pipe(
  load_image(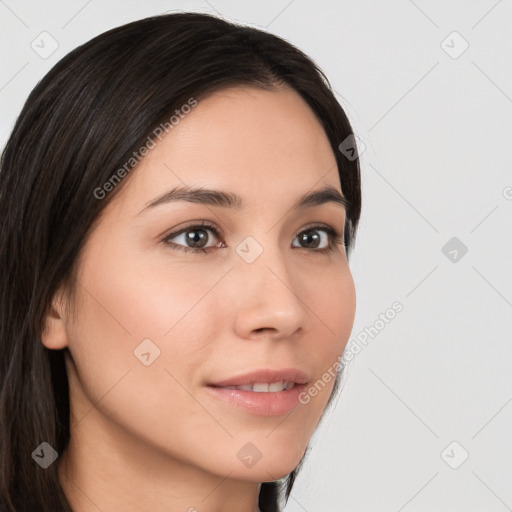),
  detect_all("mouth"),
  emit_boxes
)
[206,368,310,416]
